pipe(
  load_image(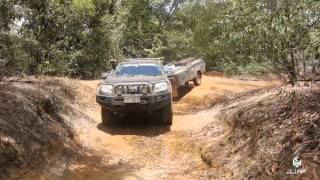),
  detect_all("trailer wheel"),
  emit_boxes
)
[101,108,115,126]
[193,71,202,86]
